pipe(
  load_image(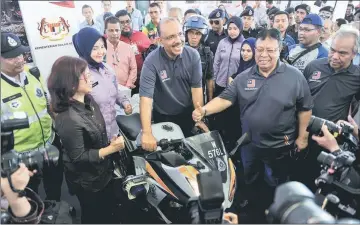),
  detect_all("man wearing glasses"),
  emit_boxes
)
[105,16,137,91]
[139,17,203,151]
[192,29,312,214]
[287,14,328,73]
[205,9,227,55]
[319,6,334,21]
[116,10,151,94]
